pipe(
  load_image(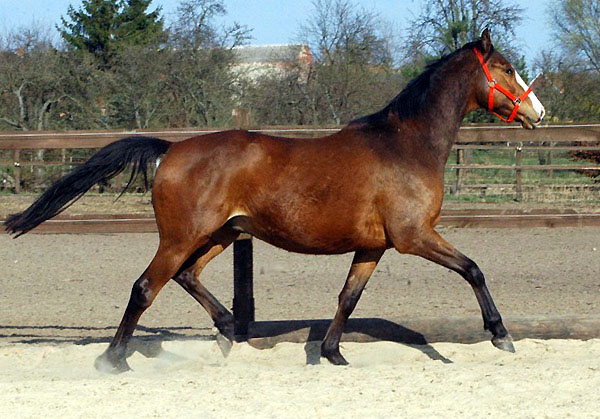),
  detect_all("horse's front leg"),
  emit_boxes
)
[398,227,514,352]
[321,249,385,365]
